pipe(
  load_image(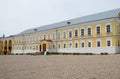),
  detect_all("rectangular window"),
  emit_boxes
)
[58,44,60,48]
[81,29,84,36]
[30,37,32,42]
[75,43,78,48]
[36,46,38,50]
[81,42,84,48]
[44,35,46,40]
[35,36,38,41]
[107,40,111,46]
[69,43,72,48]
[118,40,120,46]
[106,25,111,33]
[97,41,100,47]
[96,26,100,34]
[57,32,60,39]
[53,45,55,48]
[88,28,91,35]
[88,42,91,47]
[48,34,50,39]
[64,44,66,48]
[29,46,31,50]
[69,31,72,37]
[40,35,42,40]
[63,31,66,38]
[75,30,78,36]
[52,33,55,39]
